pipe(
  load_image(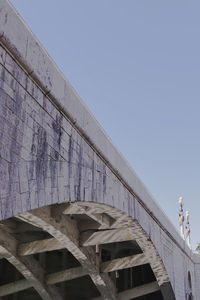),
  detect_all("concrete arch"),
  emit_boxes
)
[70,200,176,300]
[0,200,176,300]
